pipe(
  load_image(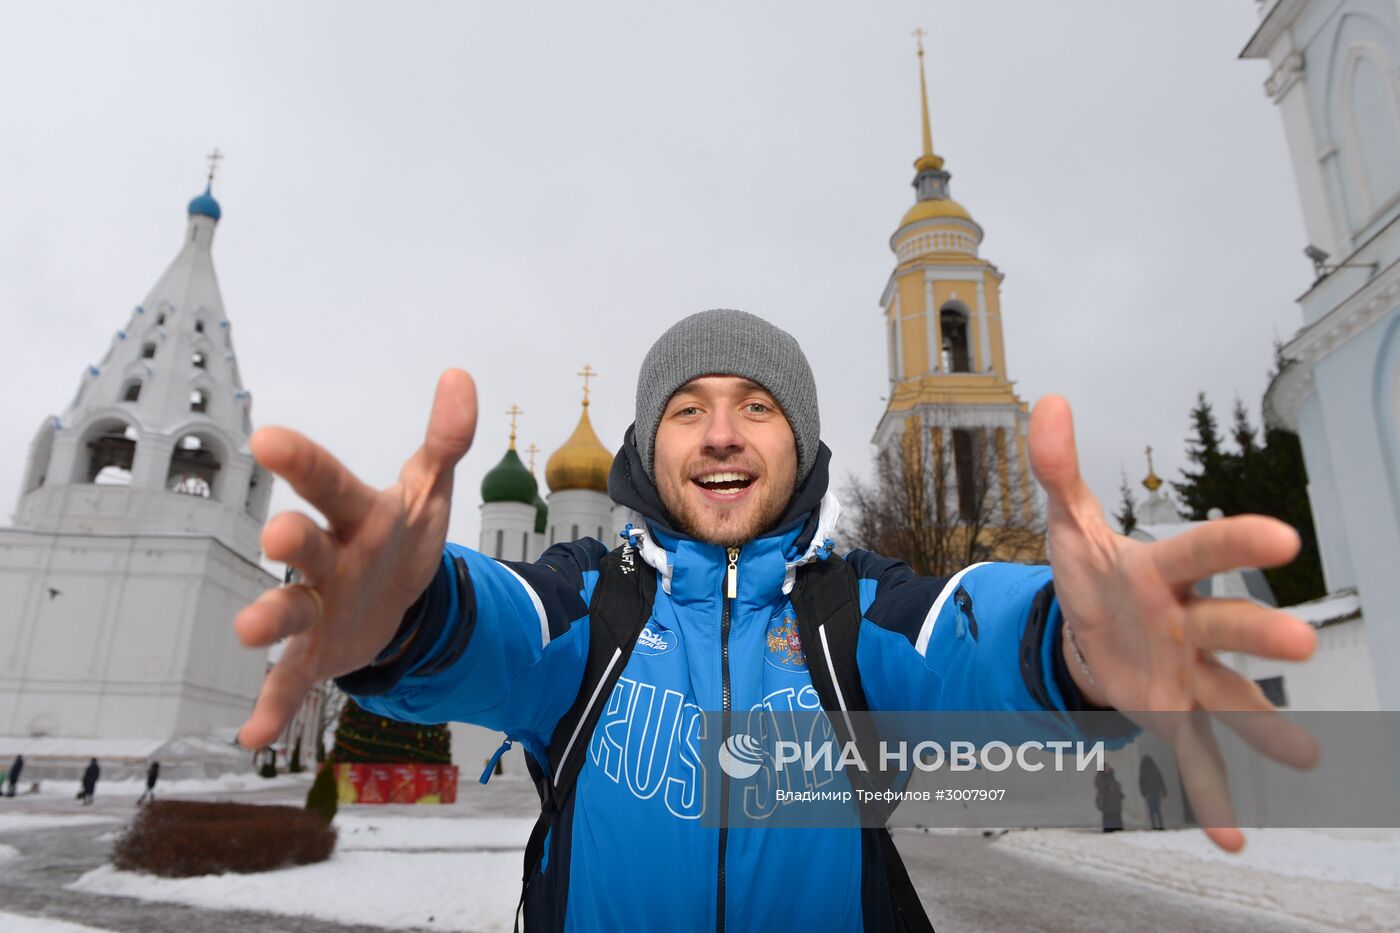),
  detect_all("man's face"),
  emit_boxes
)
[653,375,798,548]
